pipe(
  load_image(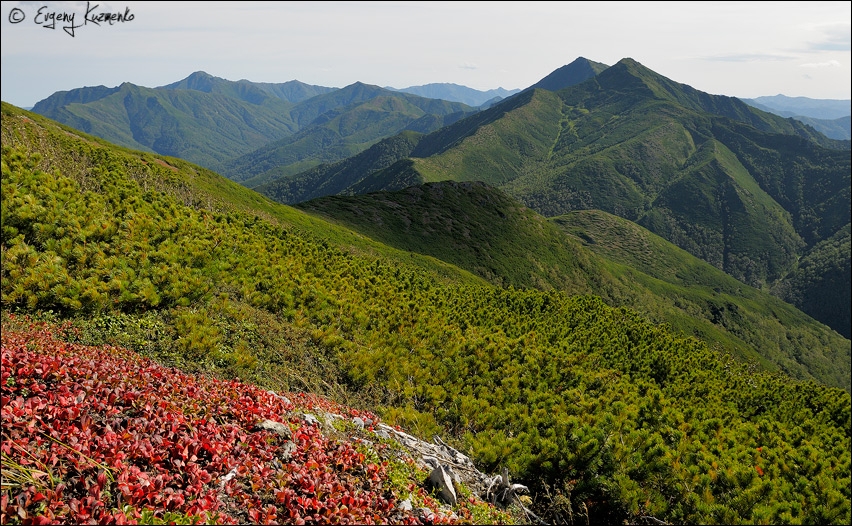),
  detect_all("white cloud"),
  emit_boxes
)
[701,54,796,63]
[799,60,842,68]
